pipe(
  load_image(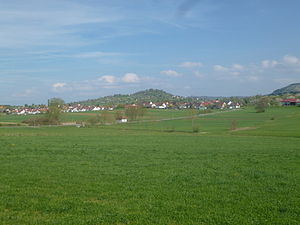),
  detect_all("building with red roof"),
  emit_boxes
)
[280,98,300,106]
